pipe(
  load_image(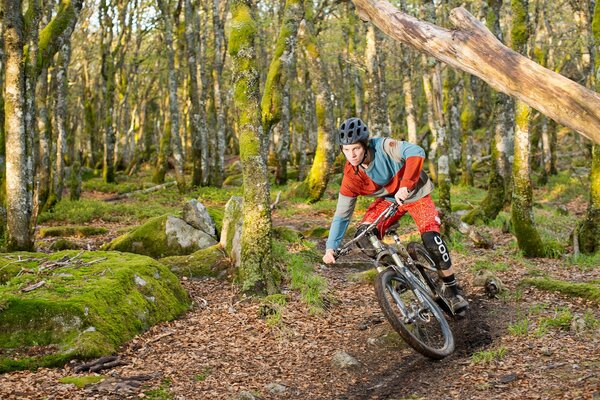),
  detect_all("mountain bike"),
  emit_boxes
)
[333,202,456,359]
